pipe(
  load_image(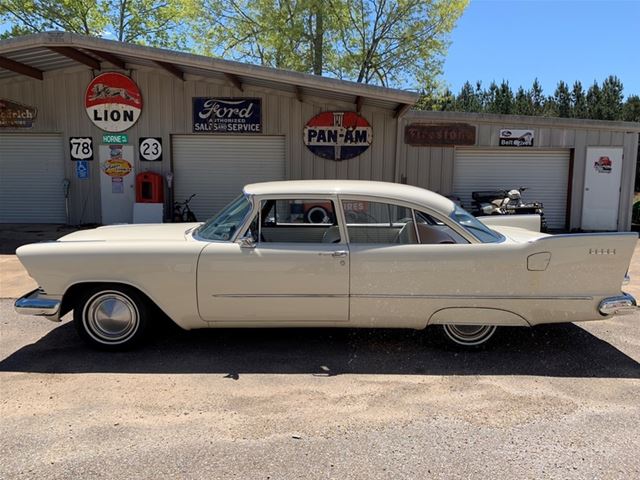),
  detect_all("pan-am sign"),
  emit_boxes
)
[85,72,143,132]
[304,111,372,161]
